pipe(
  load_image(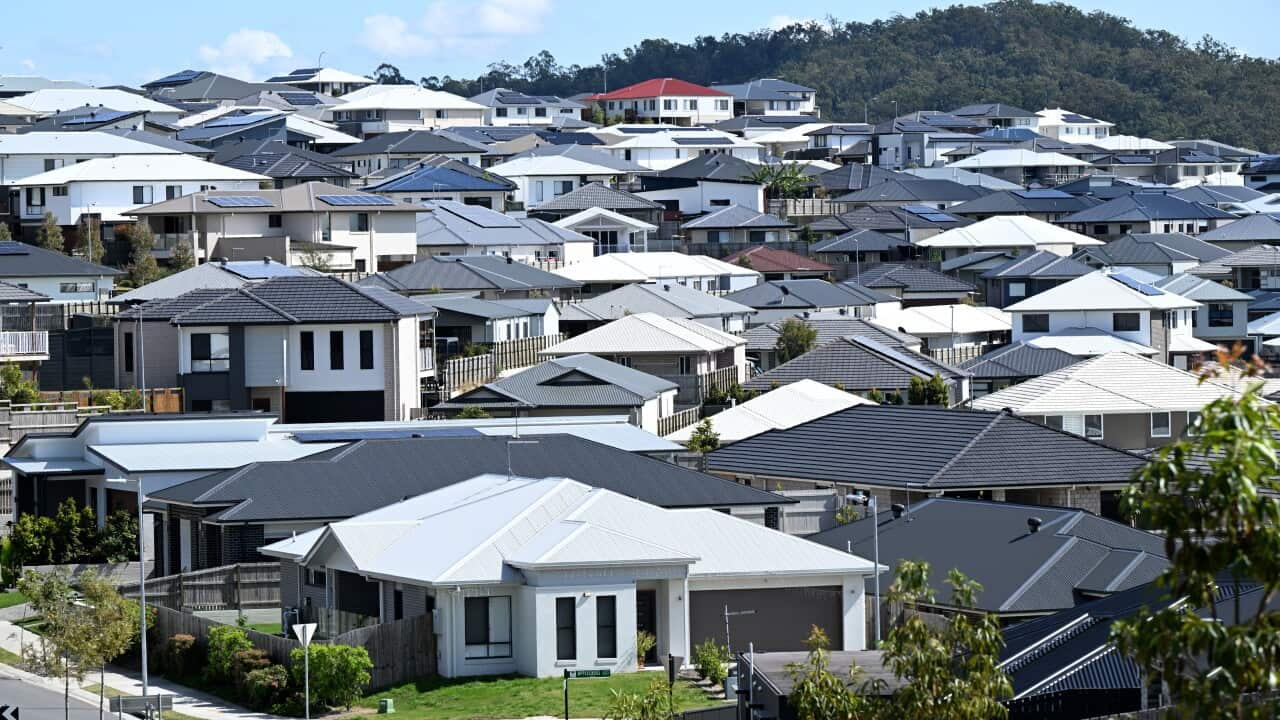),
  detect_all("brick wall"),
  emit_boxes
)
[220,524,266,565]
